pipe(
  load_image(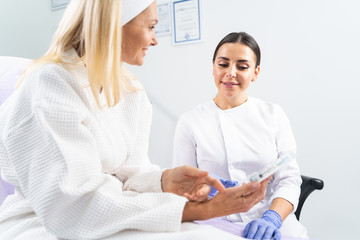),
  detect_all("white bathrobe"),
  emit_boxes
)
[173,98,308,238]
[0,49,245,240]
